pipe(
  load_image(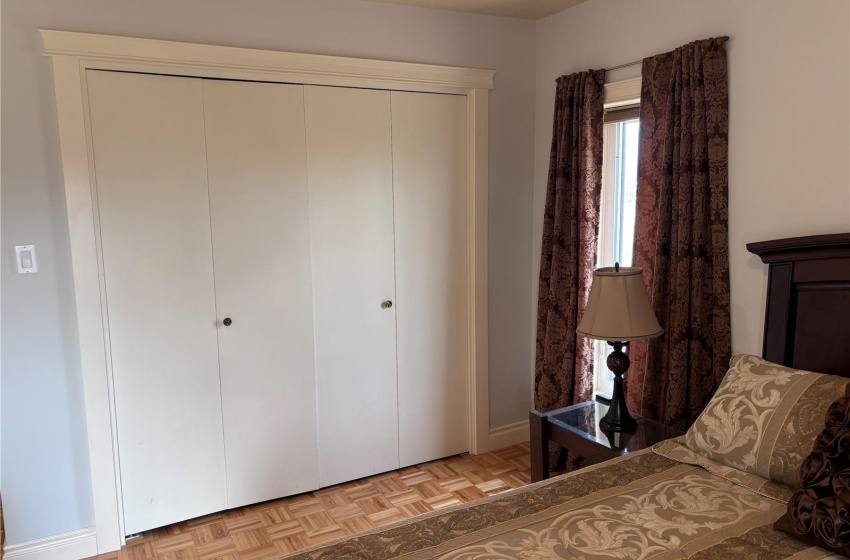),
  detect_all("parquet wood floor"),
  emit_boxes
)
[87,442,531,560]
